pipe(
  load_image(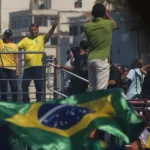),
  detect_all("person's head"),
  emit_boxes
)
[131,58,143,69]
[3,29,13,43]
[122,65,129,77]
[124,66,129,73]
[29,24,39,38]
[79,40,89,55]
[66,49,73,60]
[92,3,106,18]
[70,47,79,58]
